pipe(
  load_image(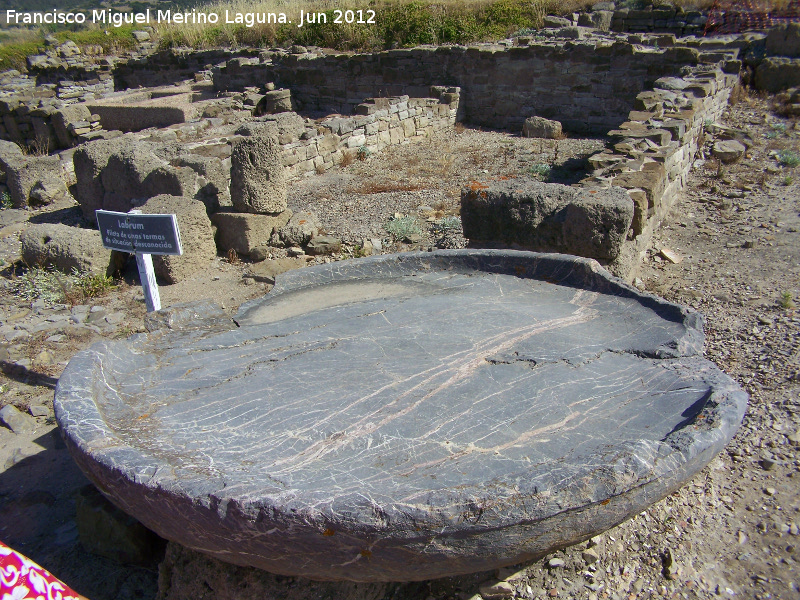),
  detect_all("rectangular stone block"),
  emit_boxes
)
[460,179,633,261]
[211,210,292,255]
